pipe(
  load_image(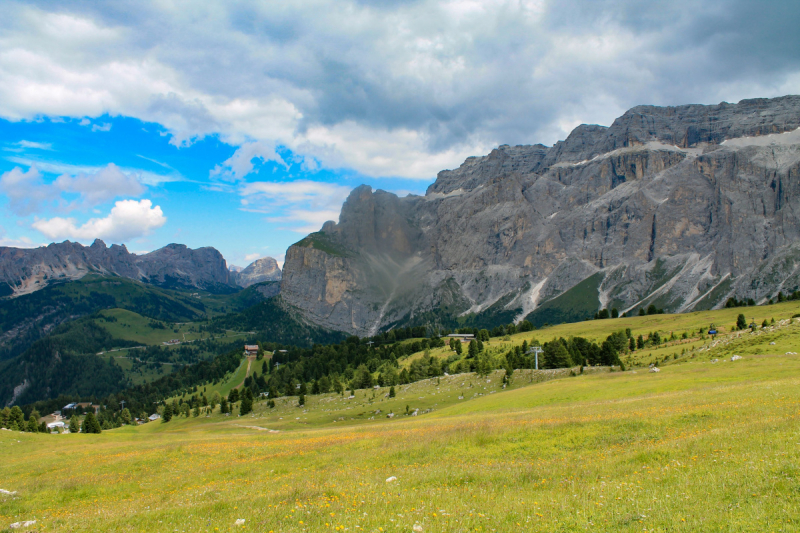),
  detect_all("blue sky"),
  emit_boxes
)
[0,0,798,268]
[0,114,428,266]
